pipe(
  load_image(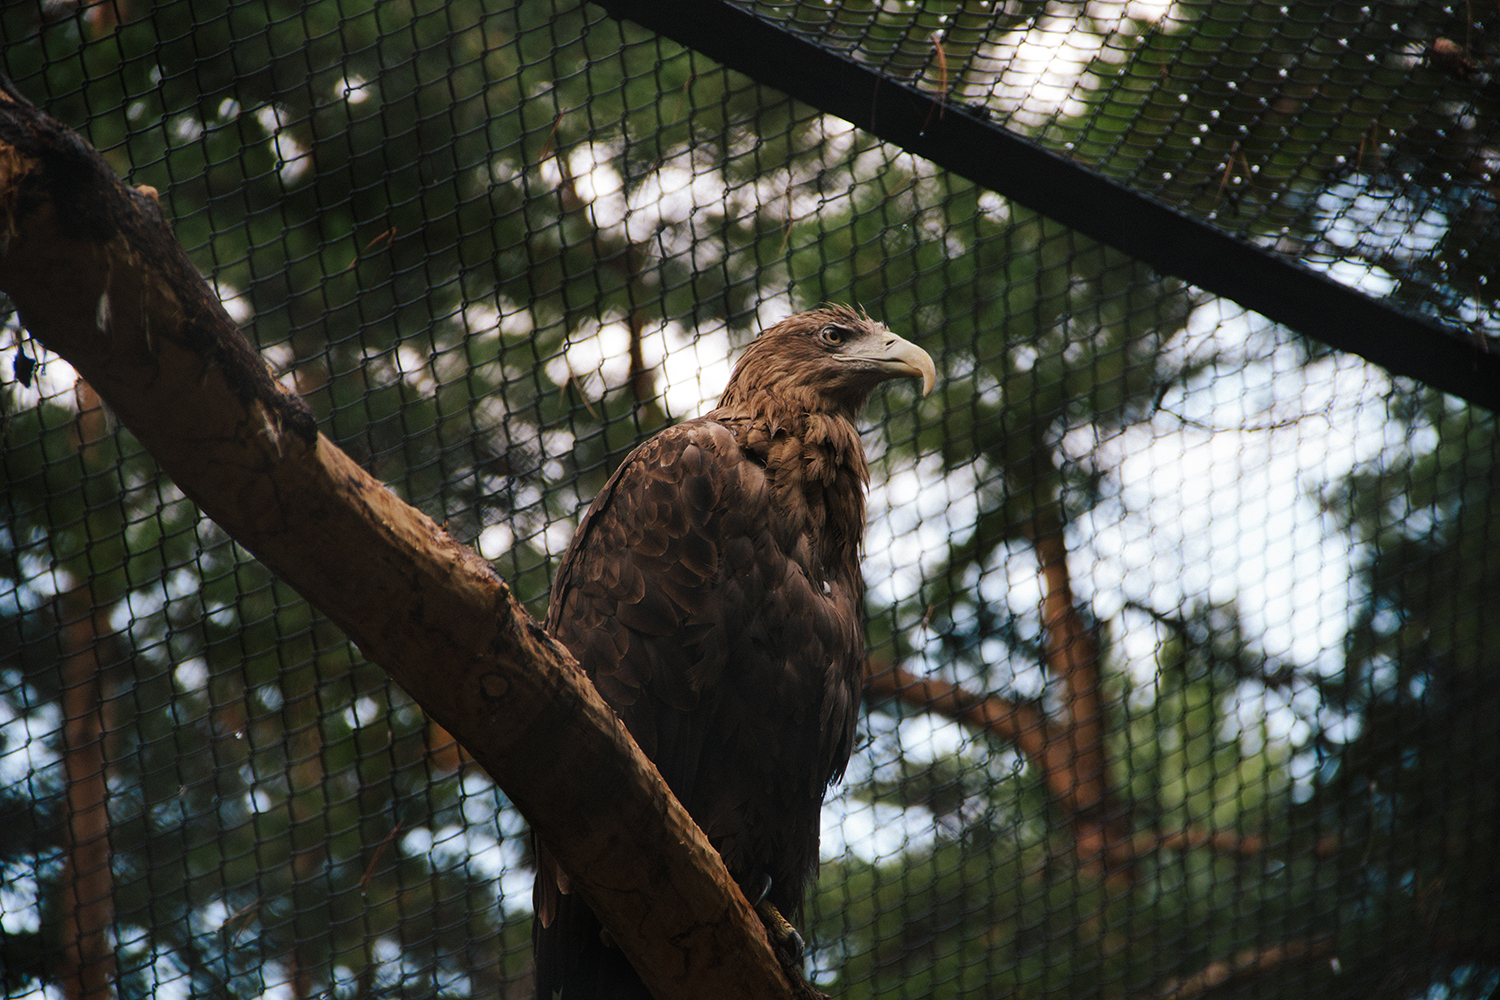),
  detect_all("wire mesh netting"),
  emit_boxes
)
[735,0,1500,341]
[1,2,1498,999]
